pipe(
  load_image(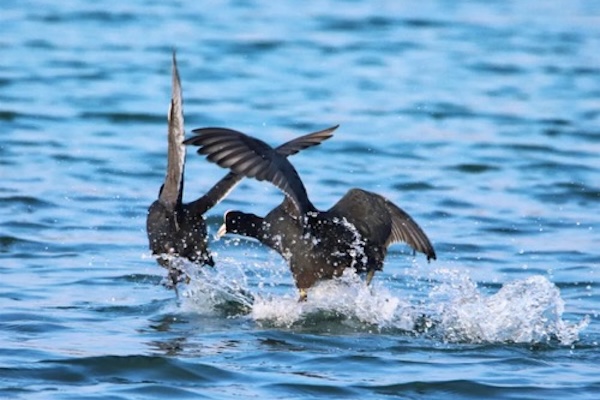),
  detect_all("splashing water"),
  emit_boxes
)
[429,270,589,345]
[251,270,420,331]
[168,256,588,345]
[175,257,255,316]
